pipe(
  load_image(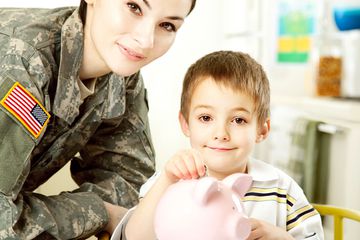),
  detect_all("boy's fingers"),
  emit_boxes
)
[174,154,192,179]
[191,149,206,177]
[182,151,199,179]
[167,153,189,179]
[171,163,185,179]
